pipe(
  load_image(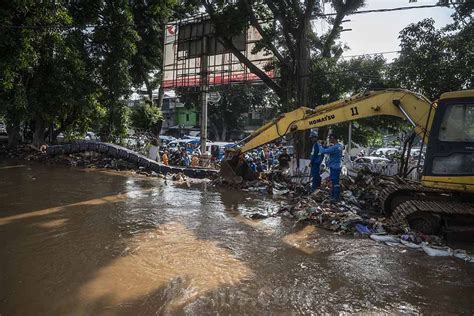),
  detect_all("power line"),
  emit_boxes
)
[341,51,401,58]
[312,1,469,18]
[1,1,470,29]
